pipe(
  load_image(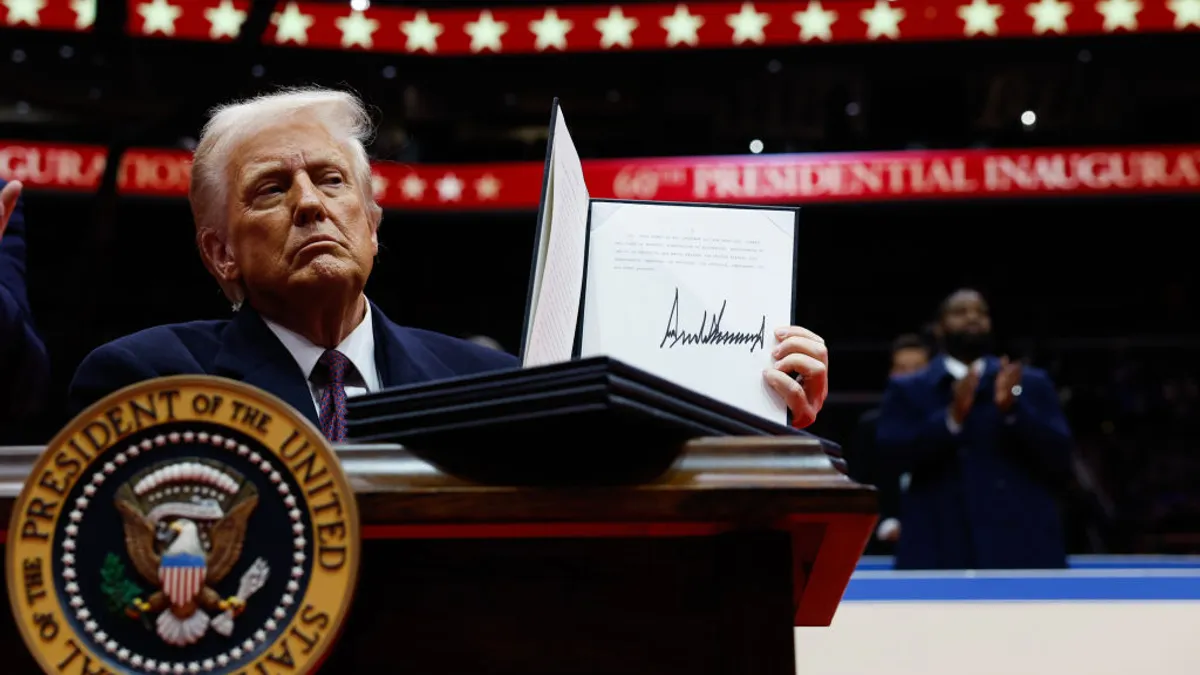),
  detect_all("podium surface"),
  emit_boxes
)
[1,437,875,674]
